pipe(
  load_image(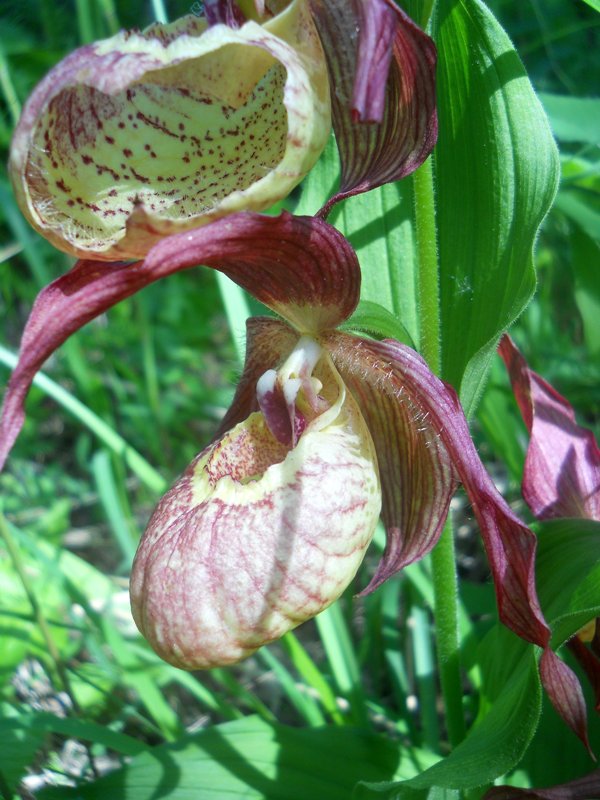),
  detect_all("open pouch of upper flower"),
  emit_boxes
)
[8,0,437,259]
